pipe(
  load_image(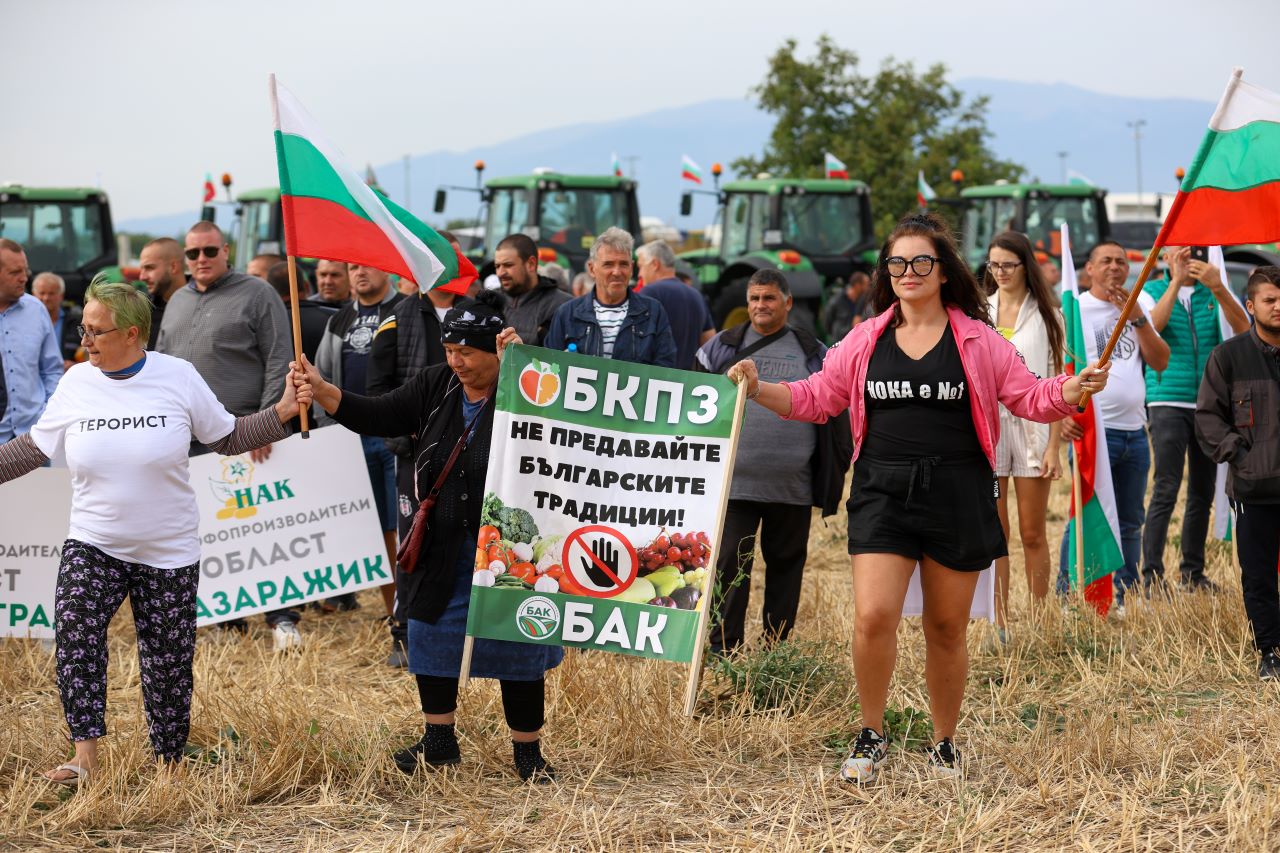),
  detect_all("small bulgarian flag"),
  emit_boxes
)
[917,170,937,208]
[269,75,474,295]
[681,155,702,184]
[824,152,848,179]
[202,173,216,203]
[1157,67,1280,246]
[1060,222,1123,615]
[611,152,622,177]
